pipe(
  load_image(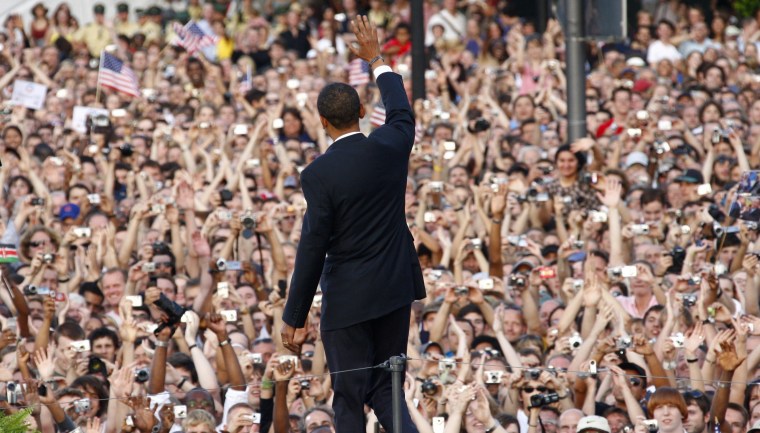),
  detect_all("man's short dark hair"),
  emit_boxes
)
[54,322,86,345]
[88,327,120,349]
[317,83,361,129]
[683,390,710,416]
